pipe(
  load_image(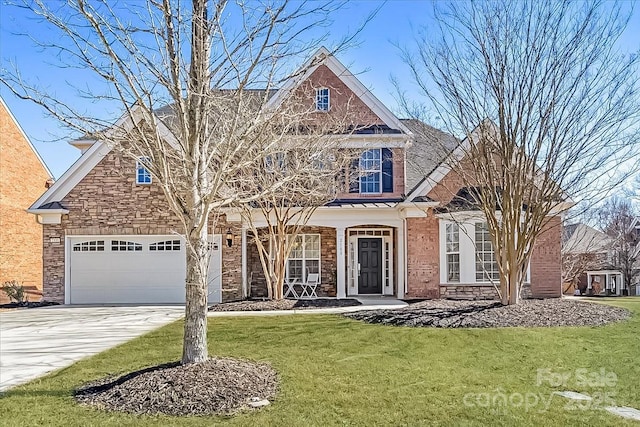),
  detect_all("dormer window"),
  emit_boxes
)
[316,88,330,112]
[136,157,152,184]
